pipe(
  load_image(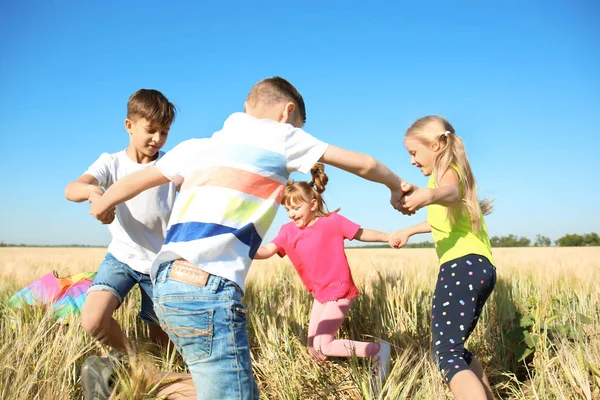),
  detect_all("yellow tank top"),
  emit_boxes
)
[426,166,494,266]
